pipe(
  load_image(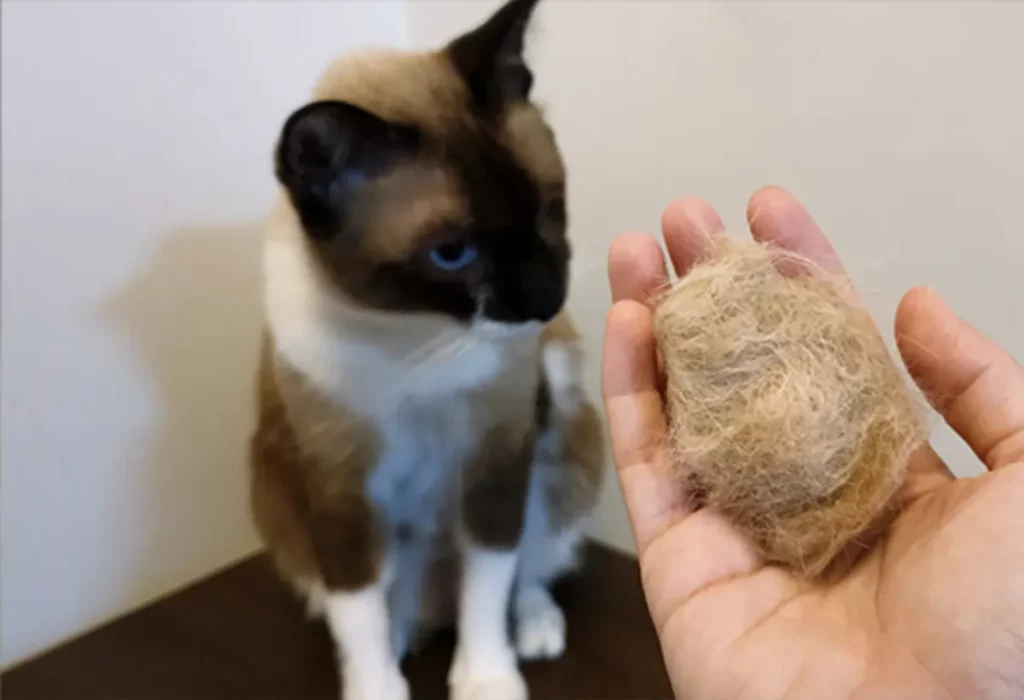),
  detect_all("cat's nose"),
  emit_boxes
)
[483,261,565,324]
